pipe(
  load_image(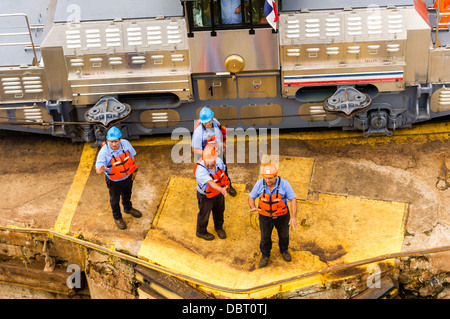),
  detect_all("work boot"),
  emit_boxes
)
[215,228,227,239]
[282,251,292,262]
[125,207,142,218]
[114,218,126,230]
[196,232,215,241]
[228,185,237,197]
[259,256,269,268]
